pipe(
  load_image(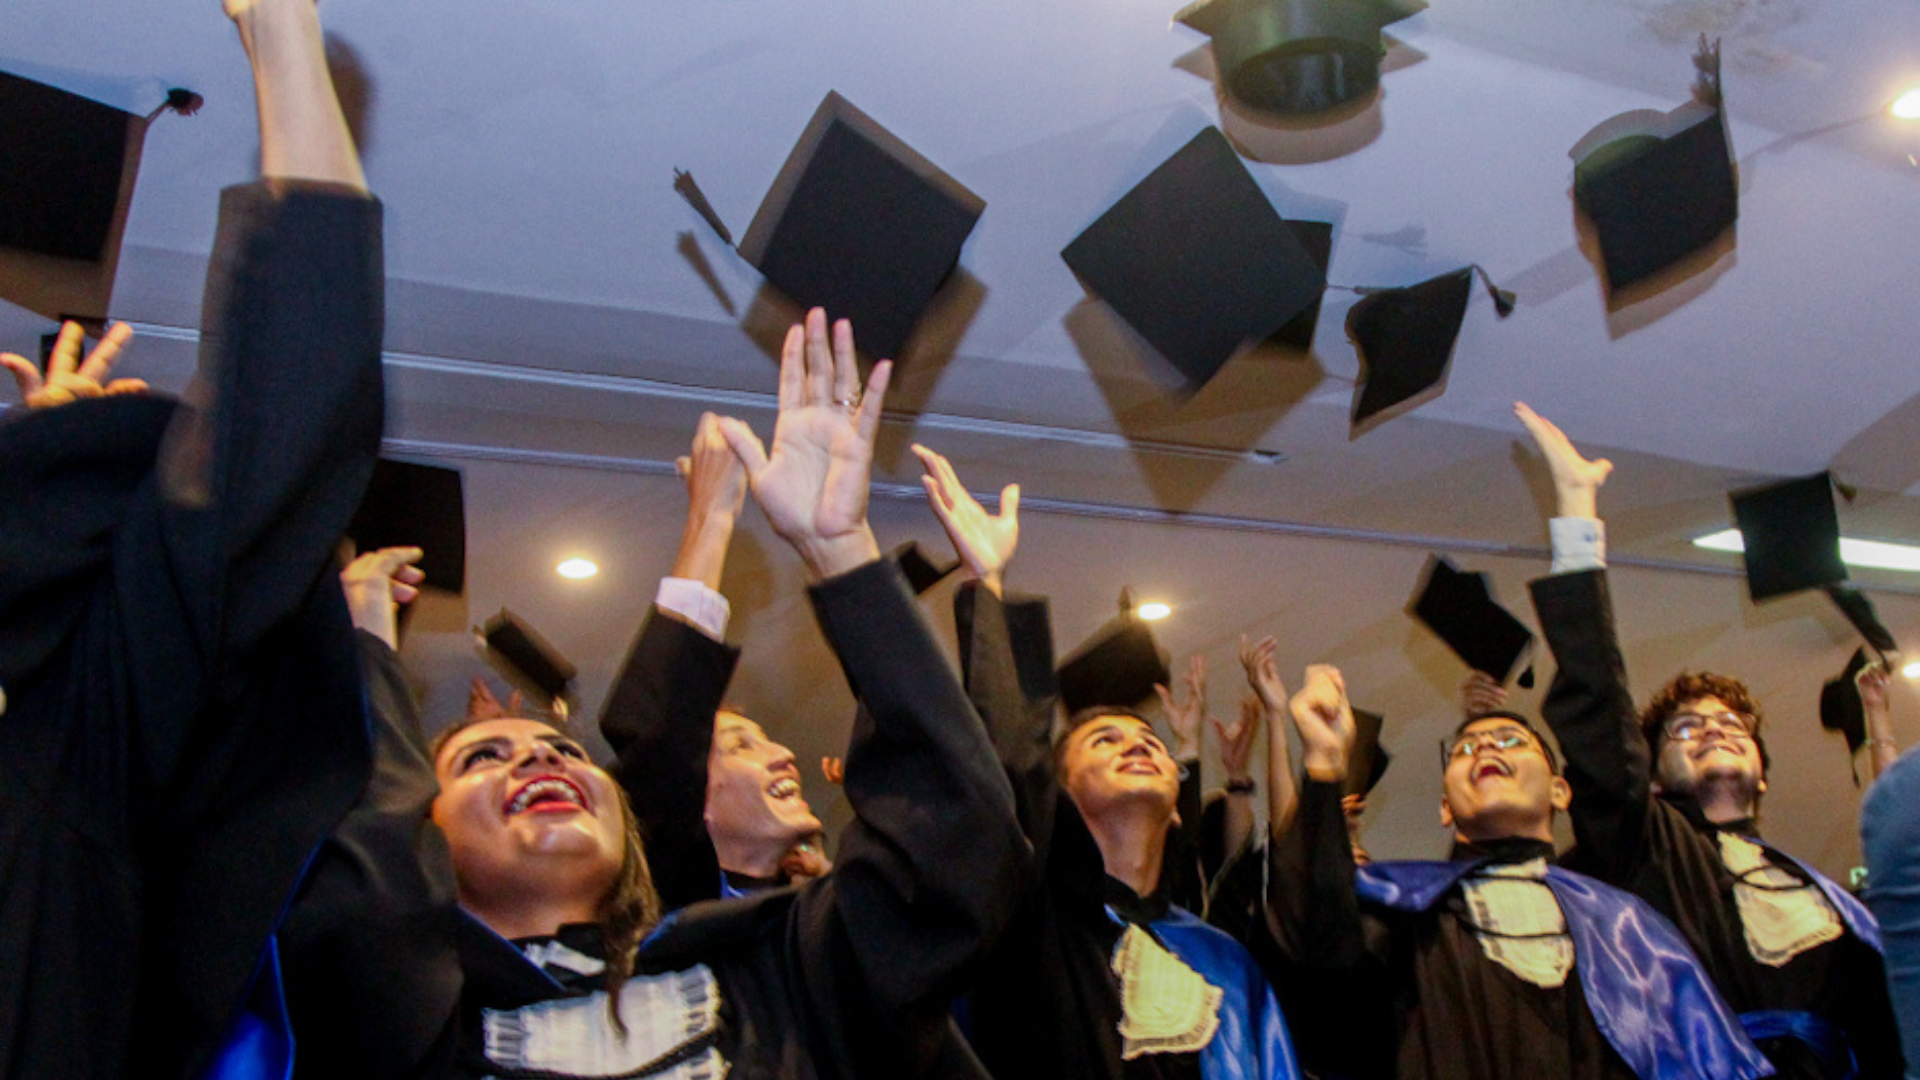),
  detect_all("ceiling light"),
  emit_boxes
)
[1892,89,1920,119]
[1903,661,1920,680]
[1136,601,1172,621]
[556,557,599,580]
[1692,529,1920,573]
